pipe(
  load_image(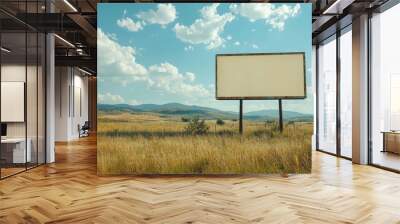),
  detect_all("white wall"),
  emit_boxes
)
[72,73,89,138]
[55,67,89,141]
[55,66,70,141]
